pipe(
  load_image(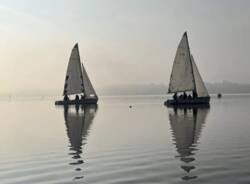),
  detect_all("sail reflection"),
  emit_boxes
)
[168,106,209,181]
[63,104,98,180]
